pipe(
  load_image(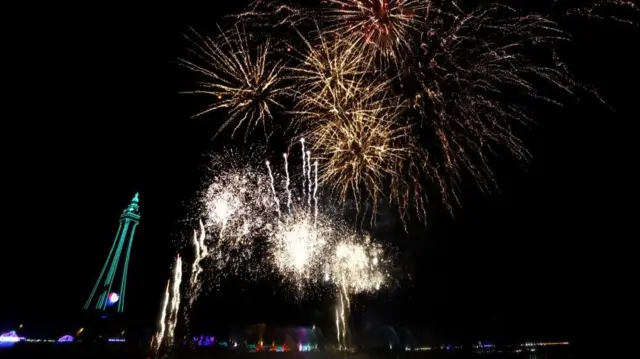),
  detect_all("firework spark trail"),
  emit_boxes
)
[337,291,347,350]
[151,280,170,355]
[183,221,208,334]
[151,256,183,355]
[268,141,331,286]
[340,287,349,350]
[300,138,307,200]
[326,232,389,349]
[283,153,292,214]
[333,284,350,350]
[265,160,282,218]
[179,26,291,140]
[334,281,352,350]
[566,0,639,26]
[166,256,183,347]
[234,0,308,28]
[188,220,208,308]
[313,160,318,224]
[335,307,340,350]
[307,150,312,207]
